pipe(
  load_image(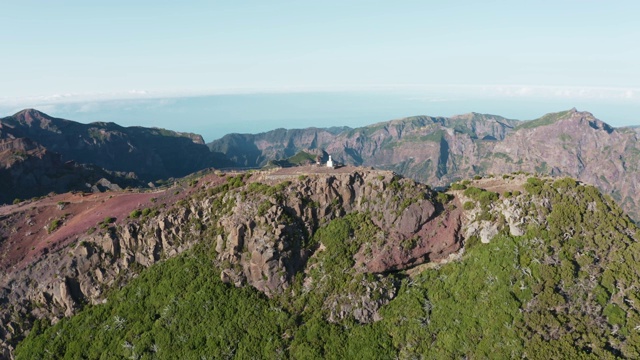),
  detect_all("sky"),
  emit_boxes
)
[1,1,640,140]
